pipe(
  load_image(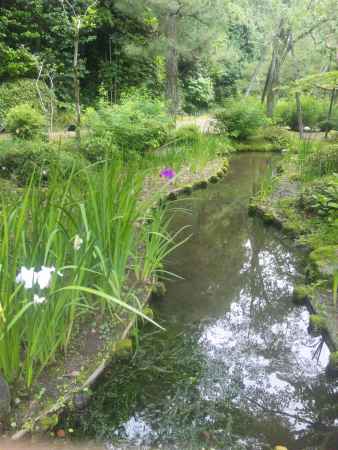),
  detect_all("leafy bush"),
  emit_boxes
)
[215,97,269,140]
[257,126,291,149]
[300,177,338,217]
[5,104,46,139]
[183,74,215,113]
[84,91,174,155]
[0,78,54,130]
[0,140,85,184]
[318,119,338,133]
[81,135,119,163]
[172,125,202,145]
[55,106,76,130]
[305,144,338,178]
[275,96,337,130]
